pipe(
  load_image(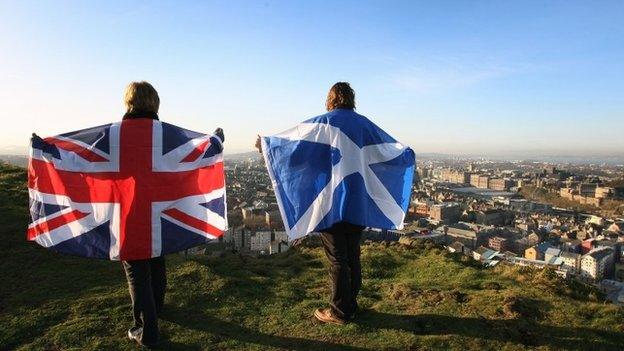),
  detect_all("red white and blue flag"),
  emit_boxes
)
[27,119,226,260]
